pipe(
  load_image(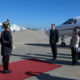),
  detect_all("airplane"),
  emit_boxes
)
[45,16,80,46]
